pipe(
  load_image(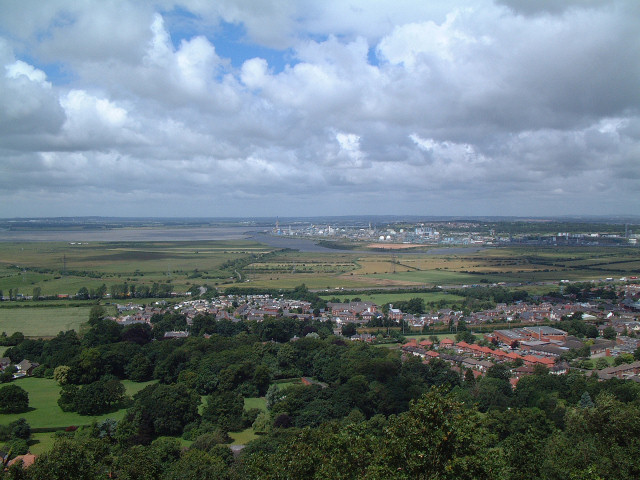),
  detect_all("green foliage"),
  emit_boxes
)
[602,326,617,340]
[162,449,229,480]
[112,444,162,480]
[190,430,230,452]
[2,437,29,456]
[390,297,426,315]
[614,353,634,366]
[53,365,71,385]
[57,377,127,415]
[118,383,200,444]
[237,388,502,479]
[0,384,29,413]
[202,391,245,432]
[455,330,475,343]
[579,391,595,408]
[26,437,110,480]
